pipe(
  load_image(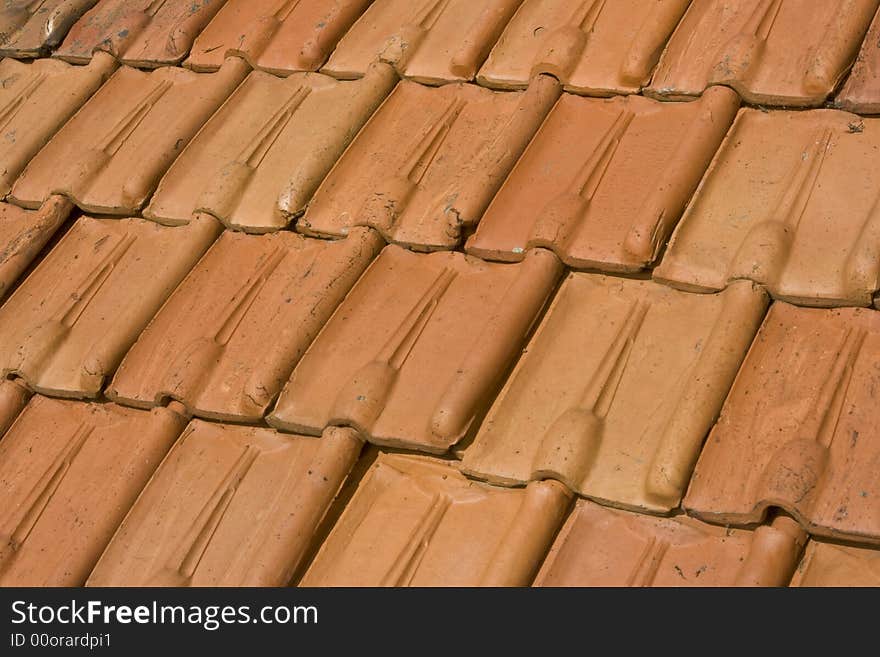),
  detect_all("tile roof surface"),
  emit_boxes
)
[0,0,878,588]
